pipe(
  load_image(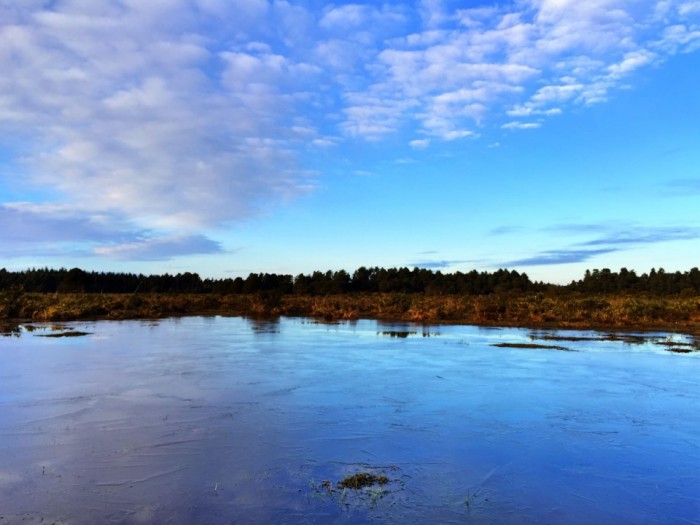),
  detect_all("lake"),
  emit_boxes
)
[0,316,698,524]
